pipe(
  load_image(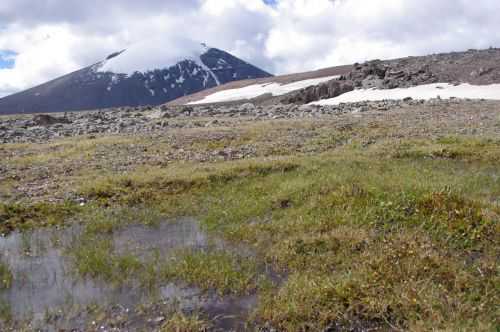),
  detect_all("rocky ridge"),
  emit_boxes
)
[276,48,500,104]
